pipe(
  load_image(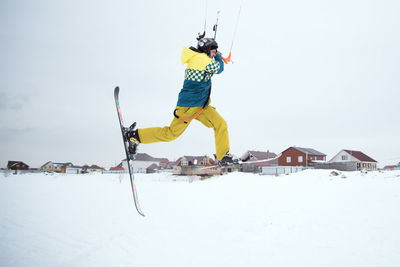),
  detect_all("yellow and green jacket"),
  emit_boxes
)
[177,46,224,107]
